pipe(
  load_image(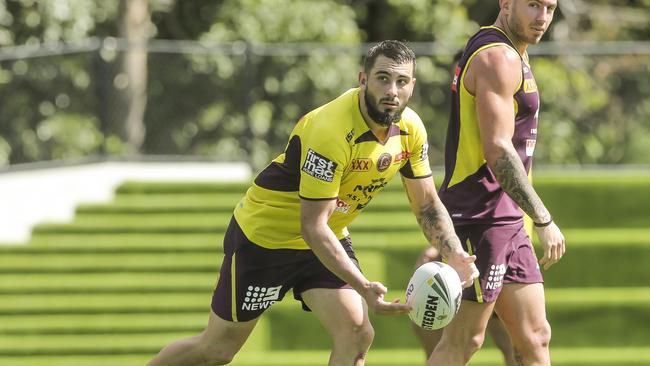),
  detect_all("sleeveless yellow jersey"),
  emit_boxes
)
[233,88,432,249]
[439,26,540,225]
